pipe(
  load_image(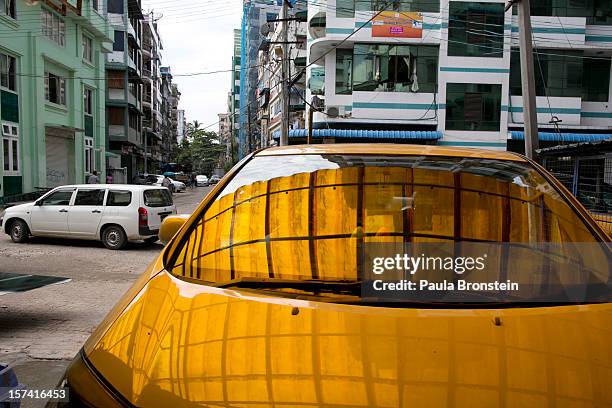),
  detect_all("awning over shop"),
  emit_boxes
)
[510,131,612,142]
[273,129,442,140]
